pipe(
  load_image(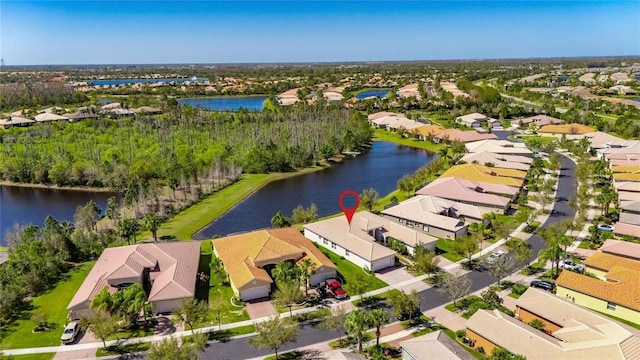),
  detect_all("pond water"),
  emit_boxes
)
[89,77,208,86]
[193,141,436,239]
[355,89,390,100]
[0,186,118,245]
[178,96,268,111]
